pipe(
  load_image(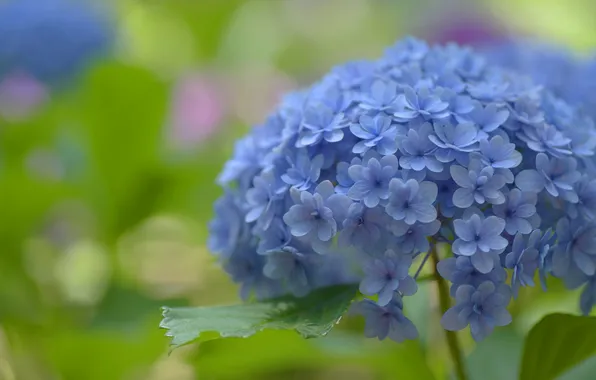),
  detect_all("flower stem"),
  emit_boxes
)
[430,244,468,380]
